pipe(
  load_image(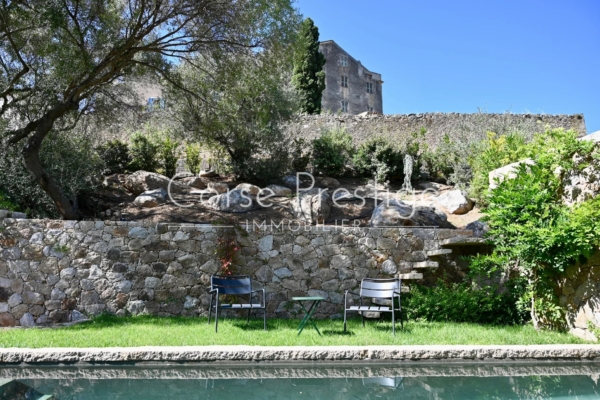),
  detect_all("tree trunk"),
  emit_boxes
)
[20,105,81,220]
